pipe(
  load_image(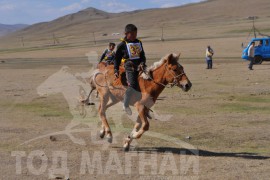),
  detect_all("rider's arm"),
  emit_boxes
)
[114,42,125,72]
[111,51,116,60]
[99,49,107,63]
[140,41,146,65]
